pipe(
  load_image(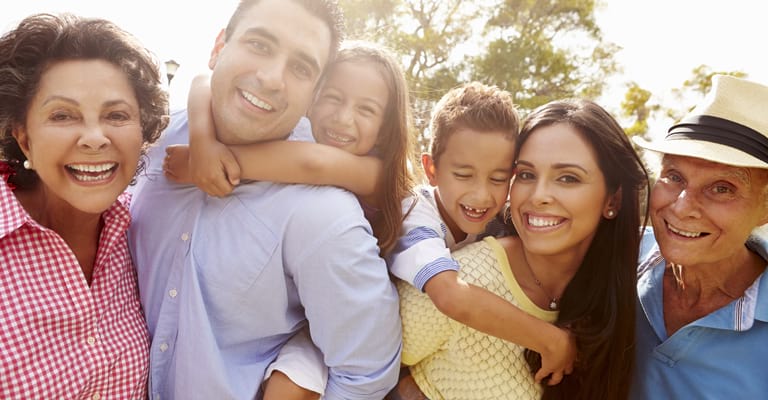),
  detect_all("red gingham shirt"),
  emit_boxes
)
[0,174,149,399]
